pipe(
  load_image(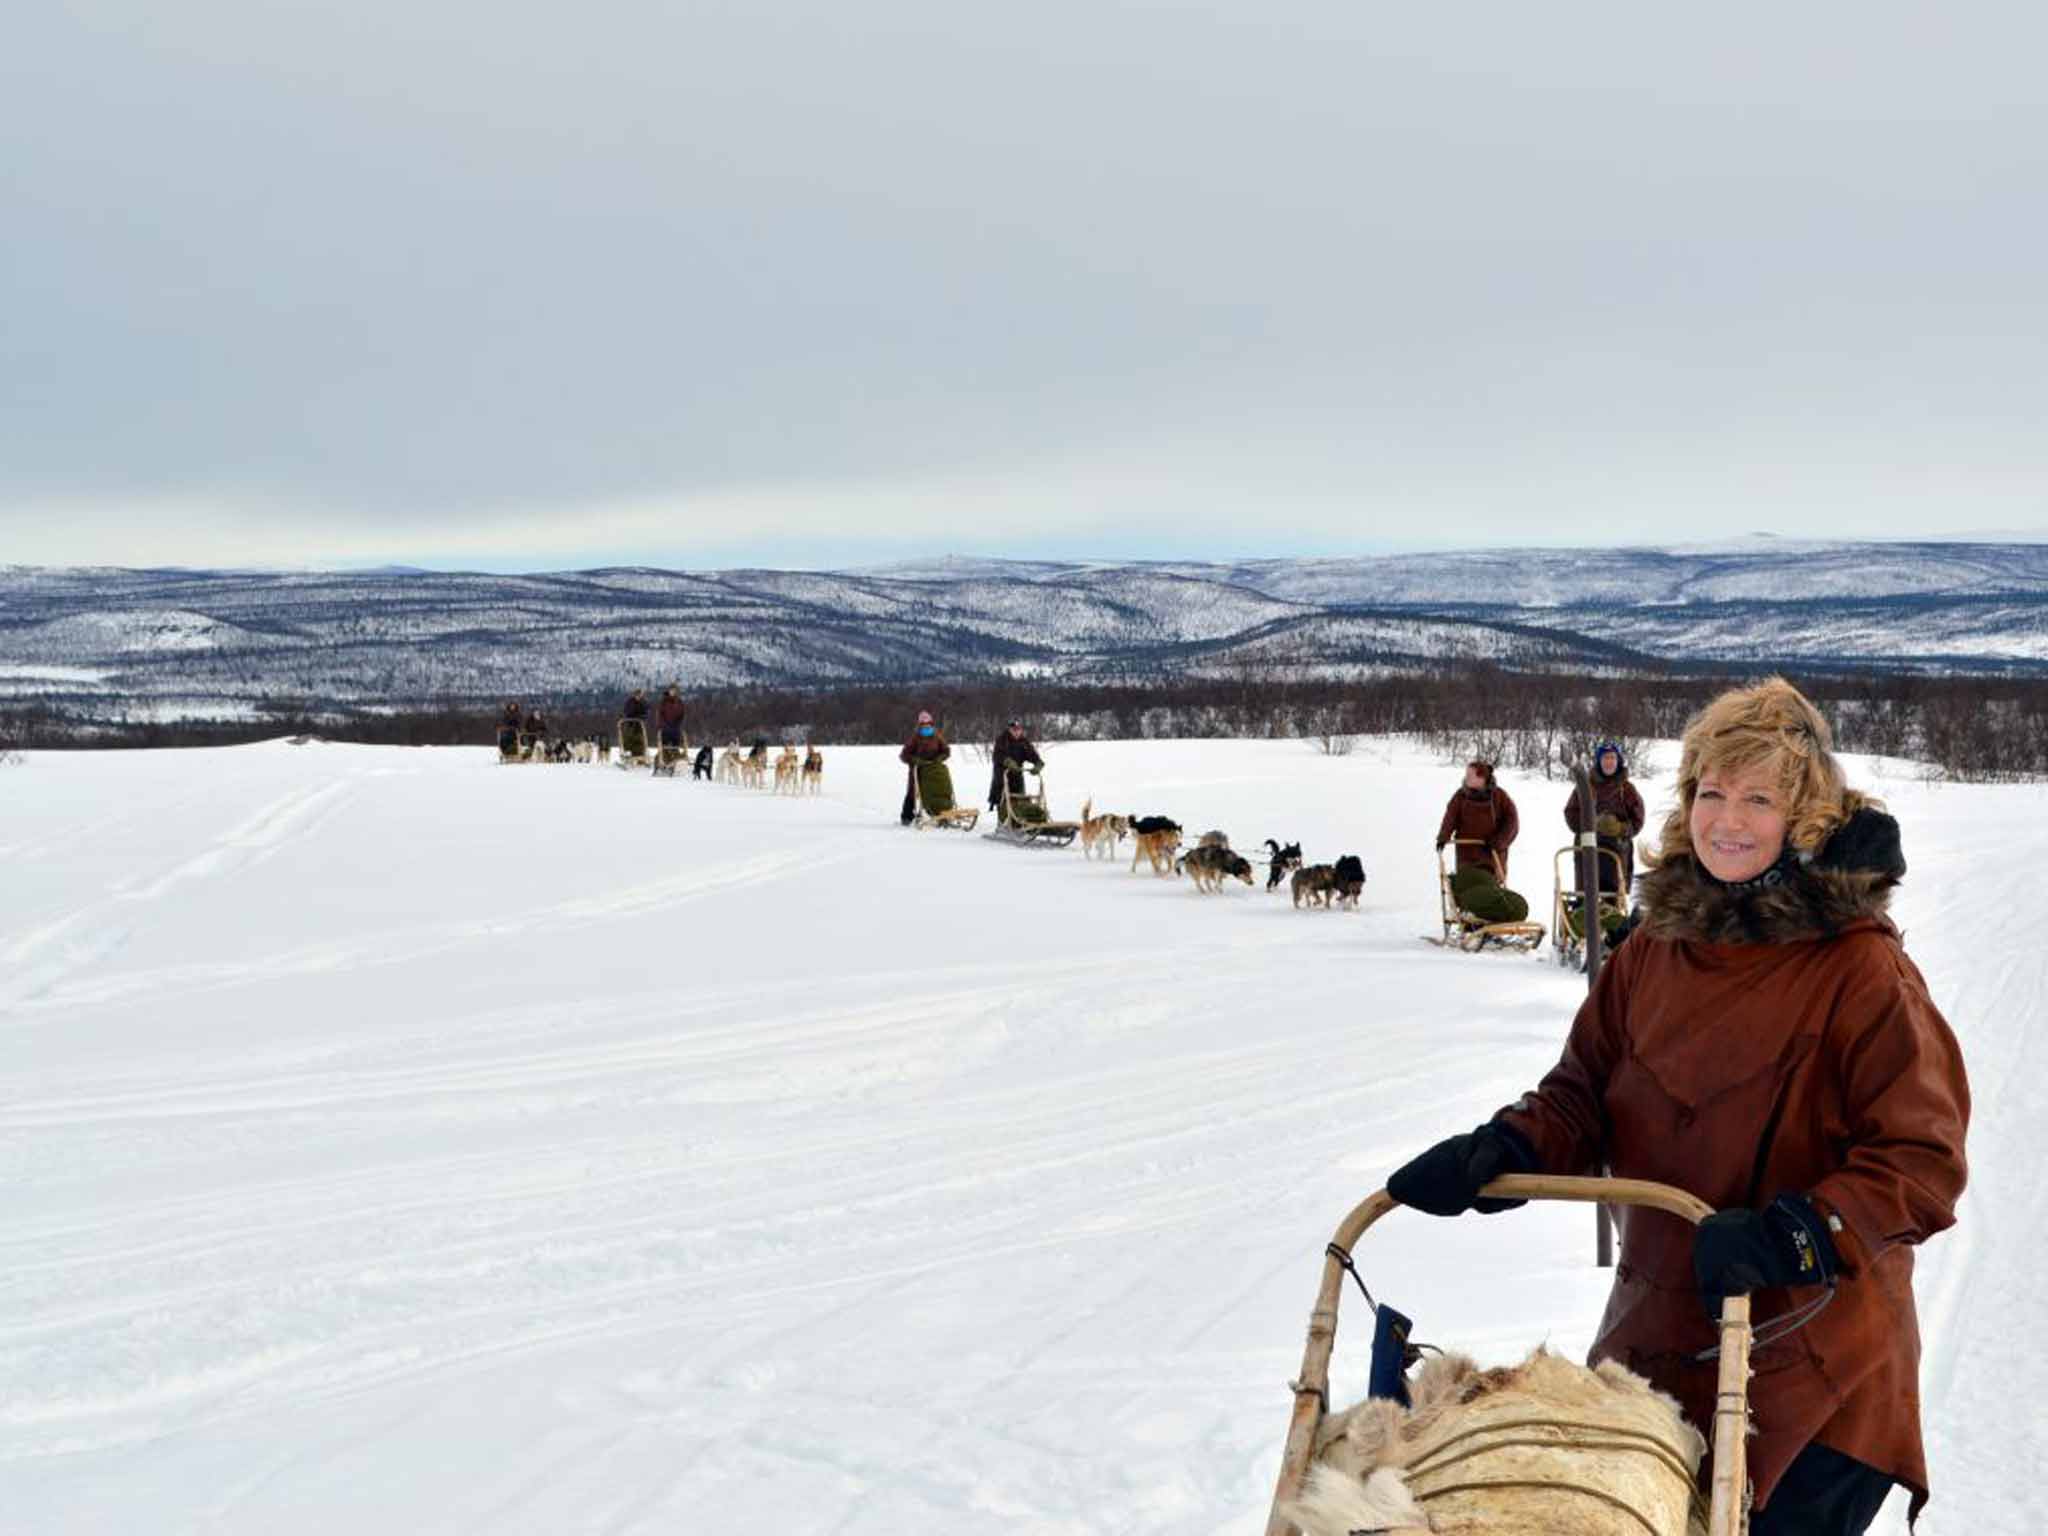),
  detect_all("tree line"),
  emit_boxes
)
[6,663,2048,782]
